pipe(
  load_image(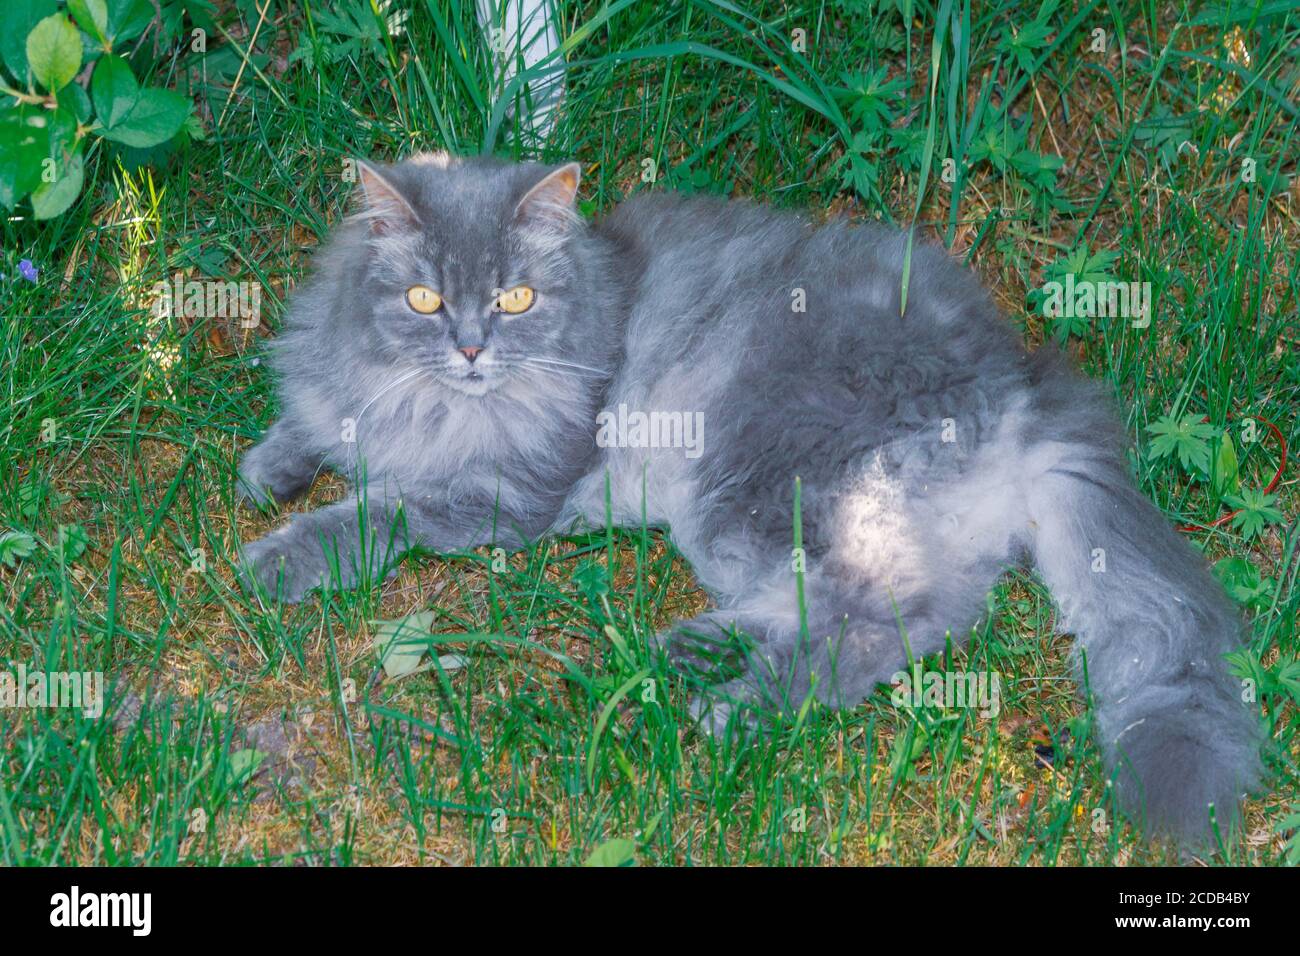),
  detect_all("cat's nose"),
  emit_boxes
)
[458,346,482,363]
